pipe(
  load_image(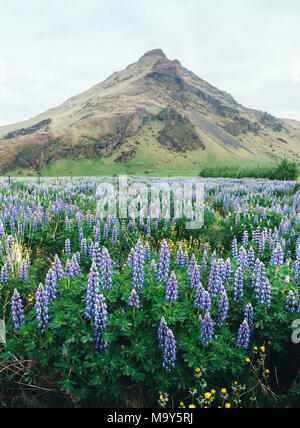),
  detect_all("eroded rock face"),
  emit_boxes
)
[156,108,205,152]
[114,149,137,163]
[223,117,261,137]
[3,119,52,140]
[259,112,283,132]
